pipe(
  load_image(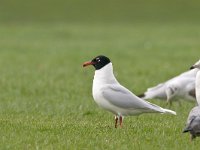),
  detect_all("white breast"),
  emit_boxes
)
[92,63,119,114]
